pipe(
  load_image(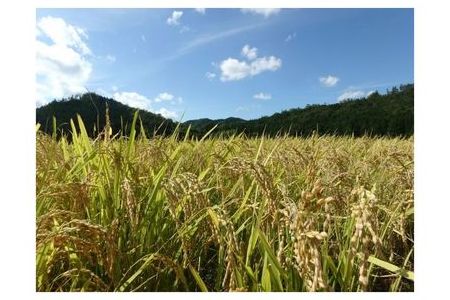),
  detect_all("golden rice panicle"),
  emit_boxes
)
[349,187,382,291]
[36,125,414,292]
